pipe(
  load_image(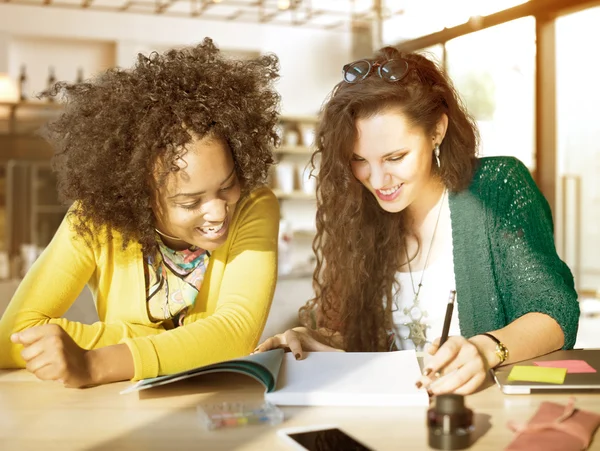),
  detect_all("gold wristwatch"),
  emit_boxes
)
[481,332,509,367]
